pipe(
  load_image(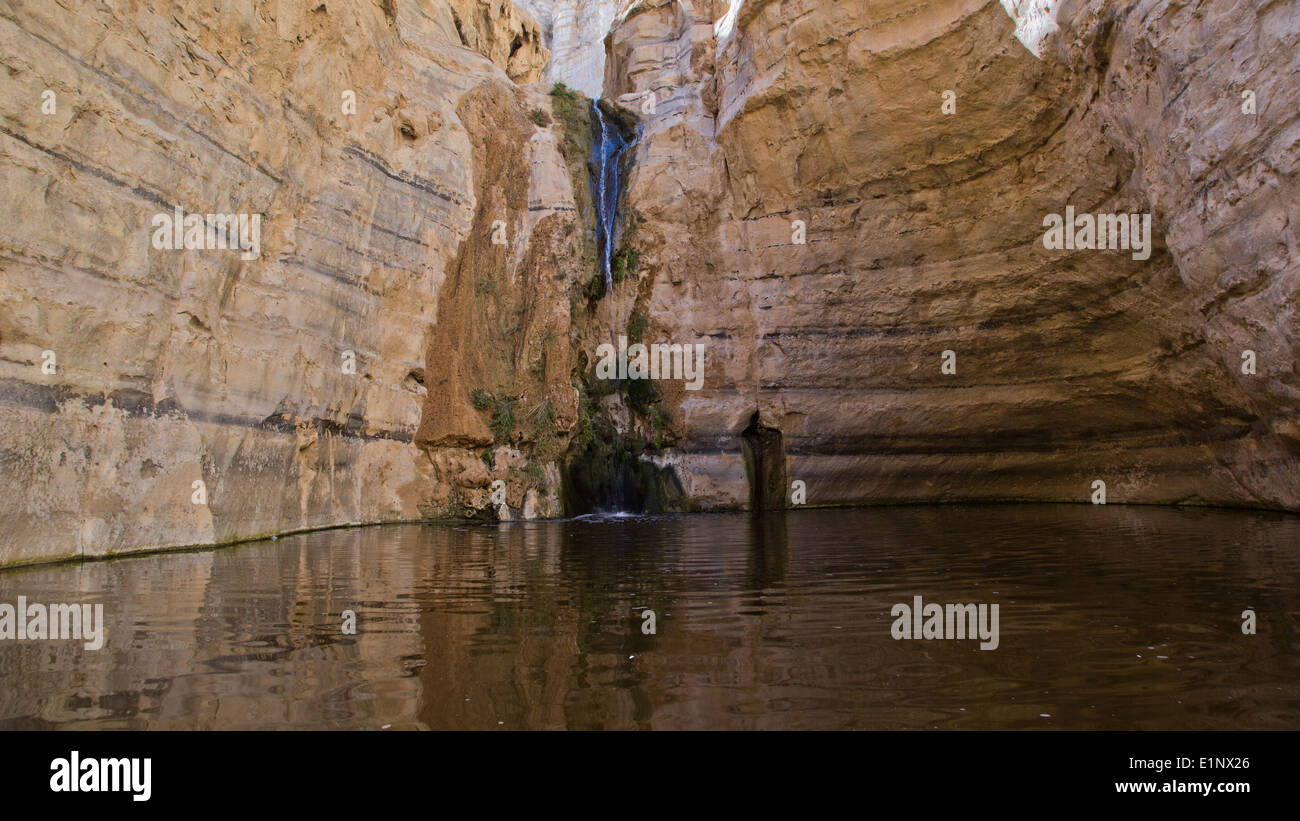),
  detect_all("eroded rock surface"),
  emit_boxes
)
[0,0,576,565]
[516,0,627,95]
[447,0,550,83]
[1,0,1296,566]
[606,0,1299,511]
